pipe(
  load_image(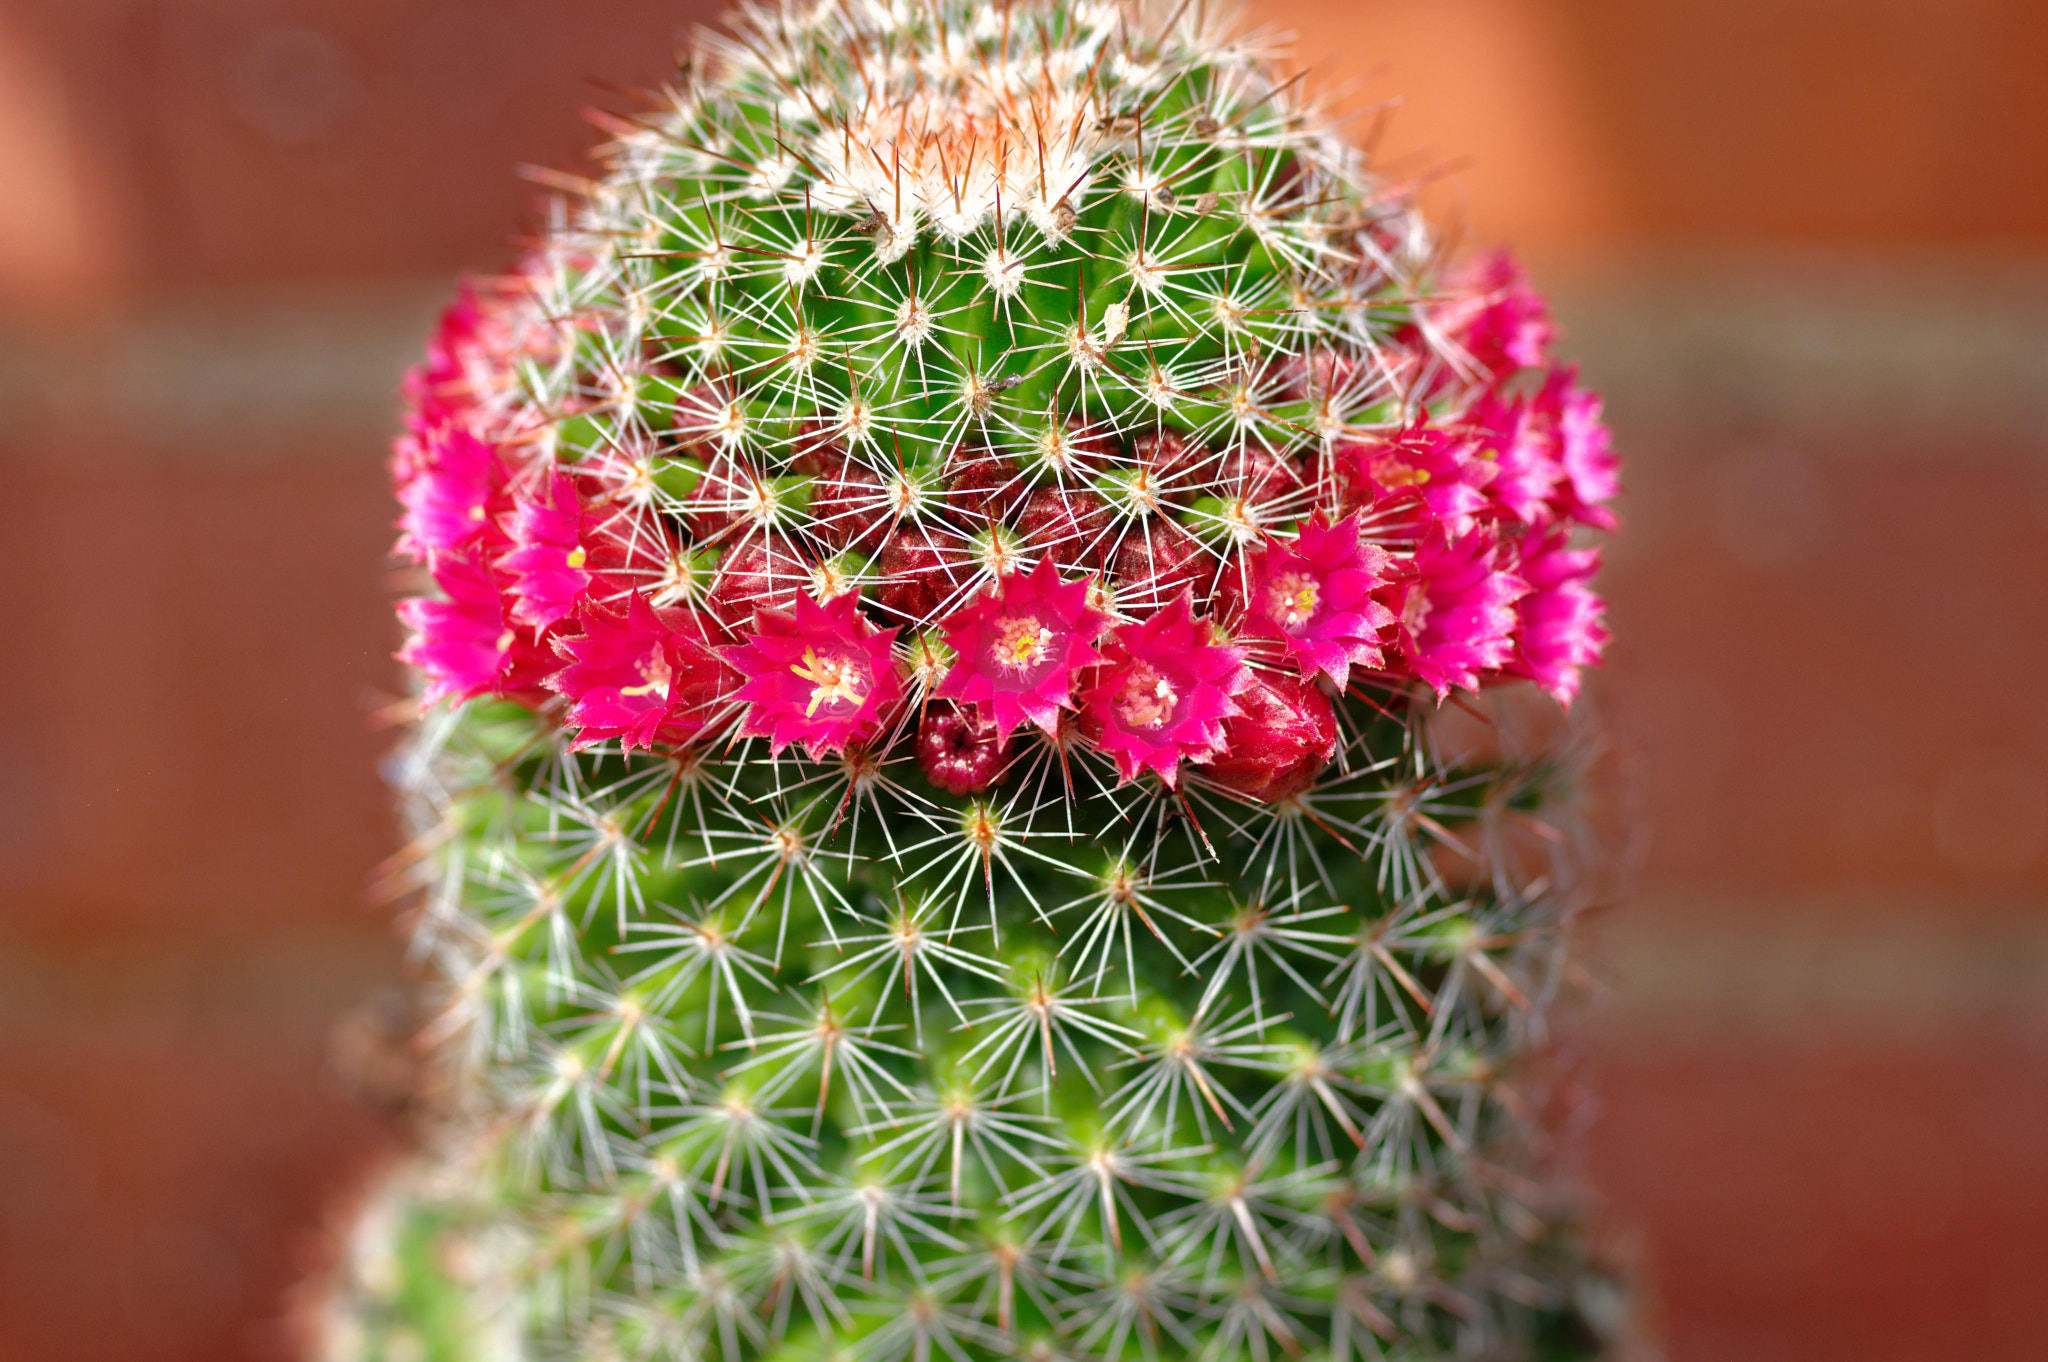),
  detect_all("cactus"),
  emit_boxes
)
[344,2,1625,1359]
